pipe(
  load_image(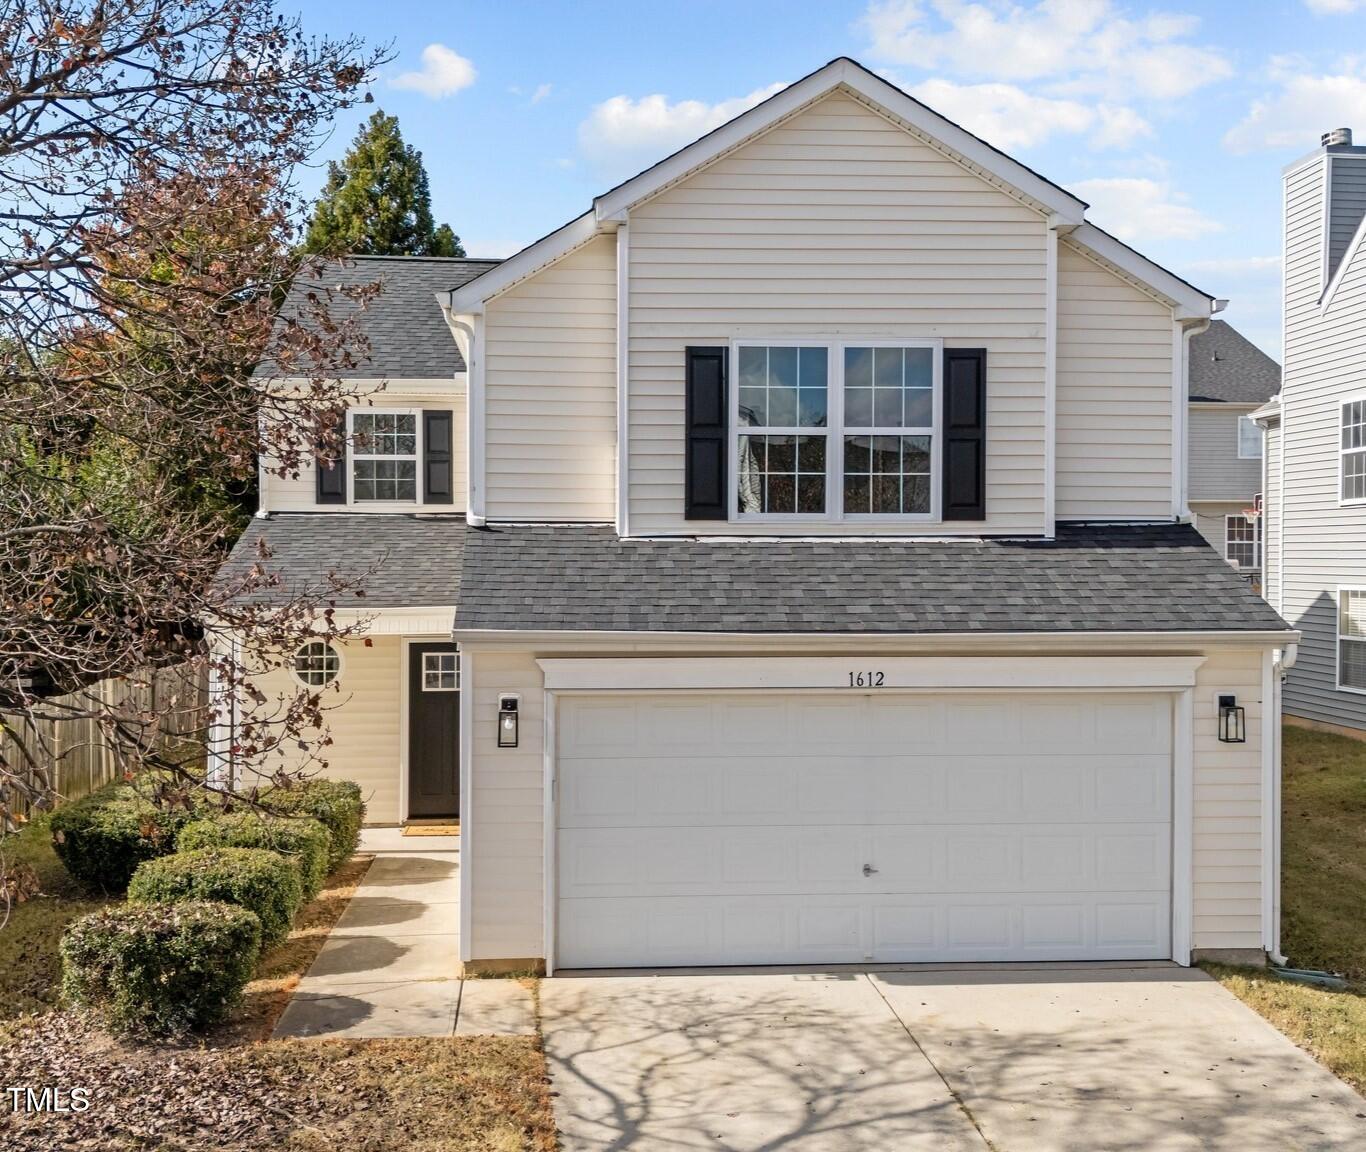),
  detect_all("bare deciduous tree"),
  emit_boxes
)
[0,0,396,853]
